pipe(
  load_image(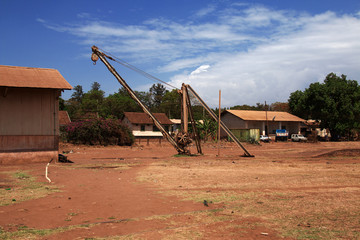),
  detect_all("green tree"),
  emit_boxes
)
[102,92,141,119]
[82,82,105,117]
[117,87,152,110]
[230,103,264,111]
[149,83,168,111]
[65,85,85,120]
[59,97,66,111]
[270,102,289,112]
[158,89,181,118]
[288,90,307,117]
[71,85,84,103]
[288,73,360,140]
[196,117,218,141]
[91,82,101,91]
[135,90,152,108]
